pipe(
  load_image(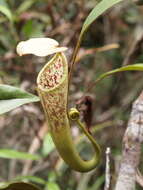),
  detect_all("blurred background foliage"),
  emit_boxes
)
[0,0,143,189]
